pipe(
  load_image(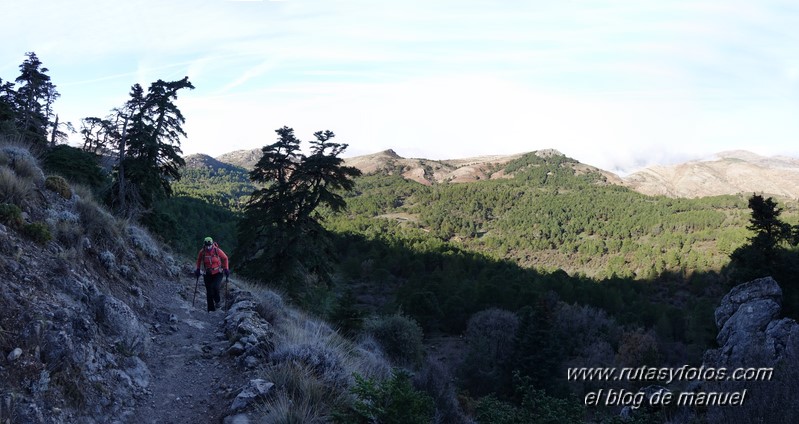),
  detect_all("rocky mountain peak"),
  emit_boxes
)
[534,148,565,158]
[623,150,799,198]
